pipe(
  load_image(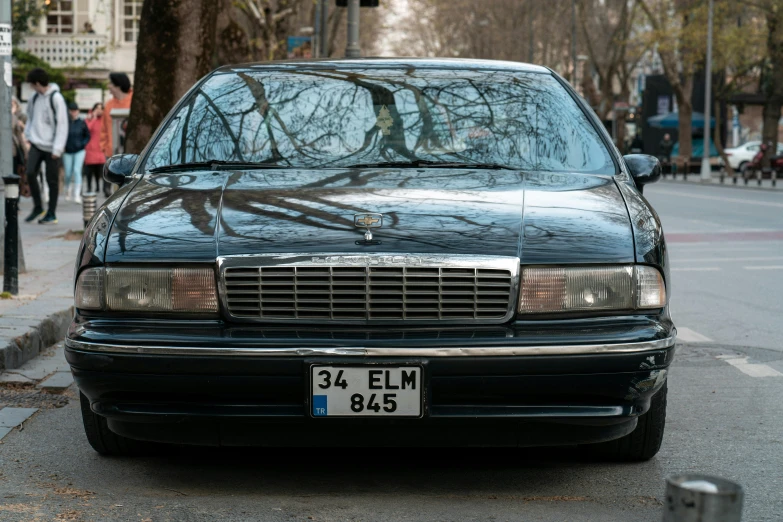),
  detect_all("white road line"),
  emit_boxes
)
[672,267,721,272]
[674,256,783,263]
[676,327,714,343]
[672,246,778,252]
[653,189,783,209]
[716,355,783,378]
[744,265,783,270]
